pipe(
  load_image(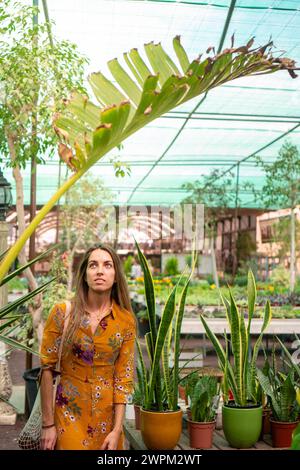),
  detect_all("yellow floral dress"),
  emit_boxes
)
[40,299,136,450]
